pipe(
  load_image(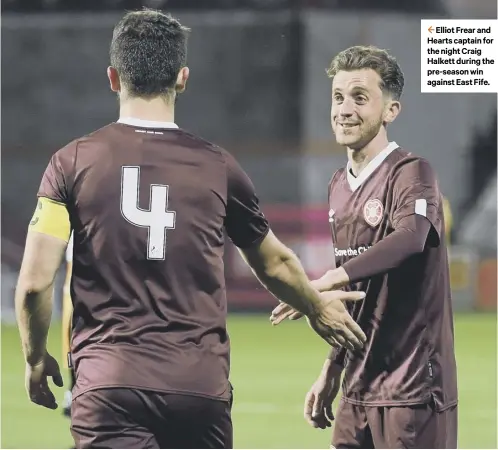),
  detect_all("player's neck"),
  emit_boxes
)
[347,131,389,177]
[119,97,175,124]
